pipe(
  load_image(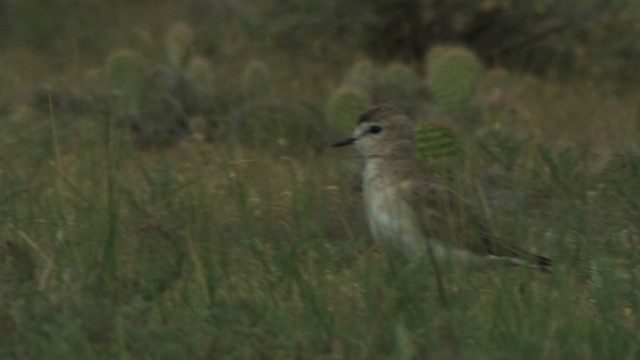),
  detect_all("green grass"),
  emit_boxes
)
[2,2,640,359]
[2,86,640,359]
